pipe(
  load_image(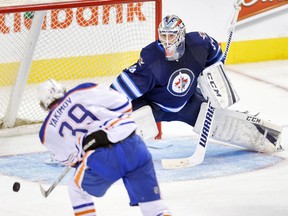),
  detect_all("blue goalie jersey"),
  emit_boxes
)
[111,32,223,113]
